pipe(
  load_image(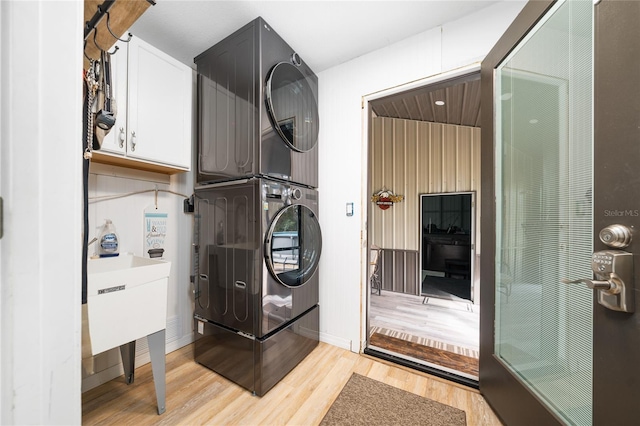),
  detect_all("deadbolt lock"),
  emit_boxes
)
[599,224,632,249]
